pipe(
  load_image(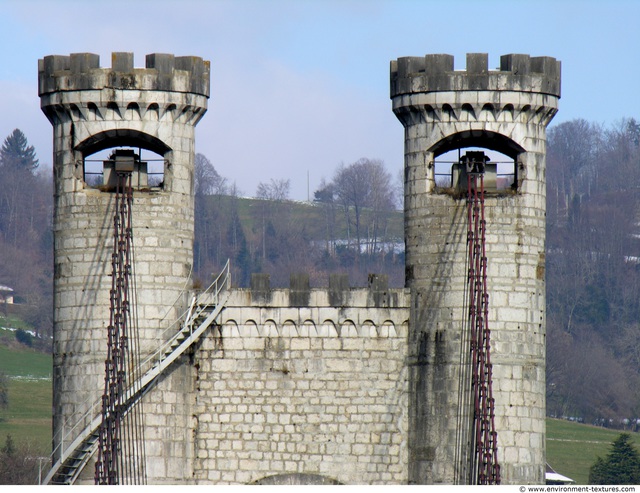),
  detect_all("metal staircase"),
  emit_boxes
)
[41,261,230,485]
